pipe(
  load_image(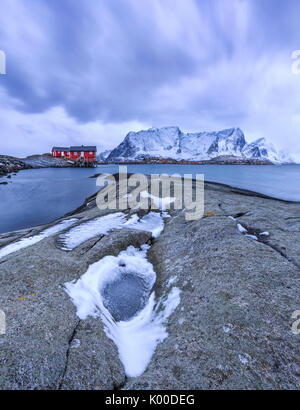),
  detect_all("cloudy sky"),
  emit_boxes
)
[0,0,300,158]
